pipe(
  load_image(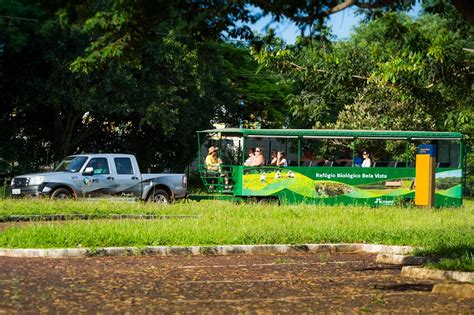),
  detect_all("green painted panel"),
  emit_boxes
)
[236,166,462,207]
[199,165,462,207]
